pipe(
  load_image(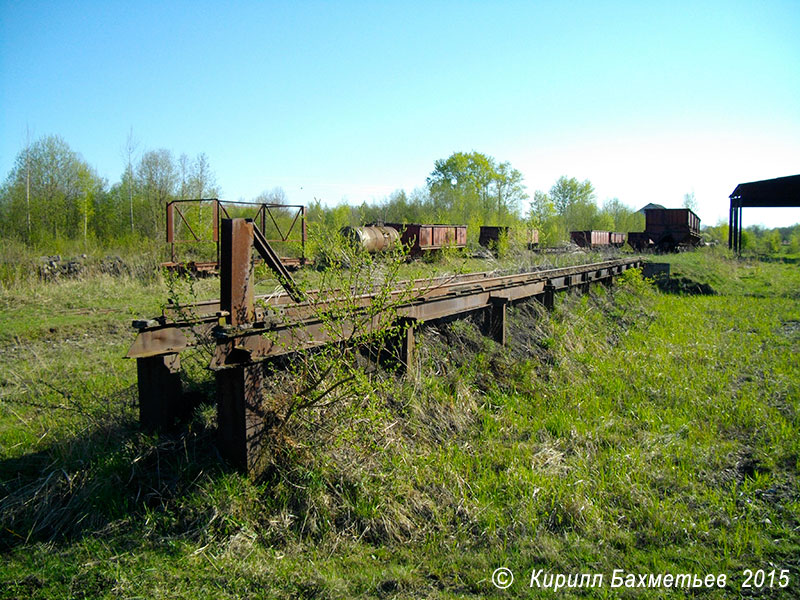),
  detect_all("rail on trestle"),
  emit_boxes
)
[128,218,643,474]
